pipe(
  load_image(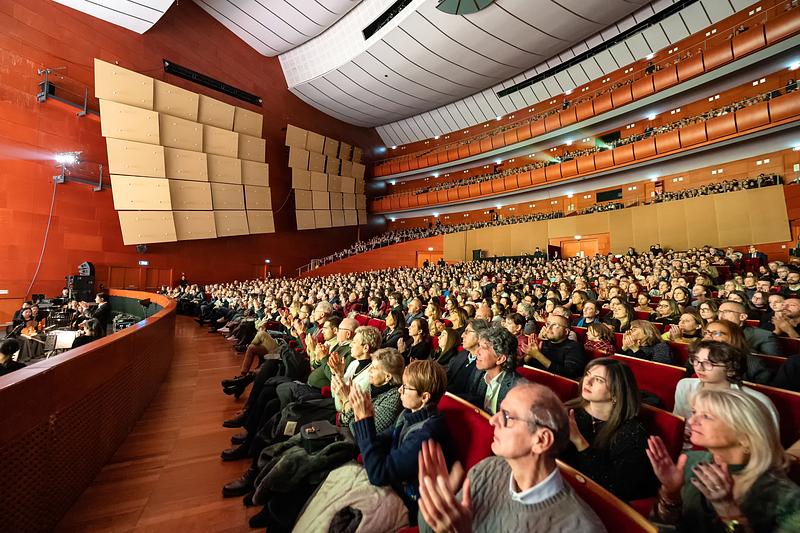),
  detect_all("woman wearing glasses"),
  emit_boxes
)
[562,358,657,501]
[653,298,682,326]
[673,341,778,445]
